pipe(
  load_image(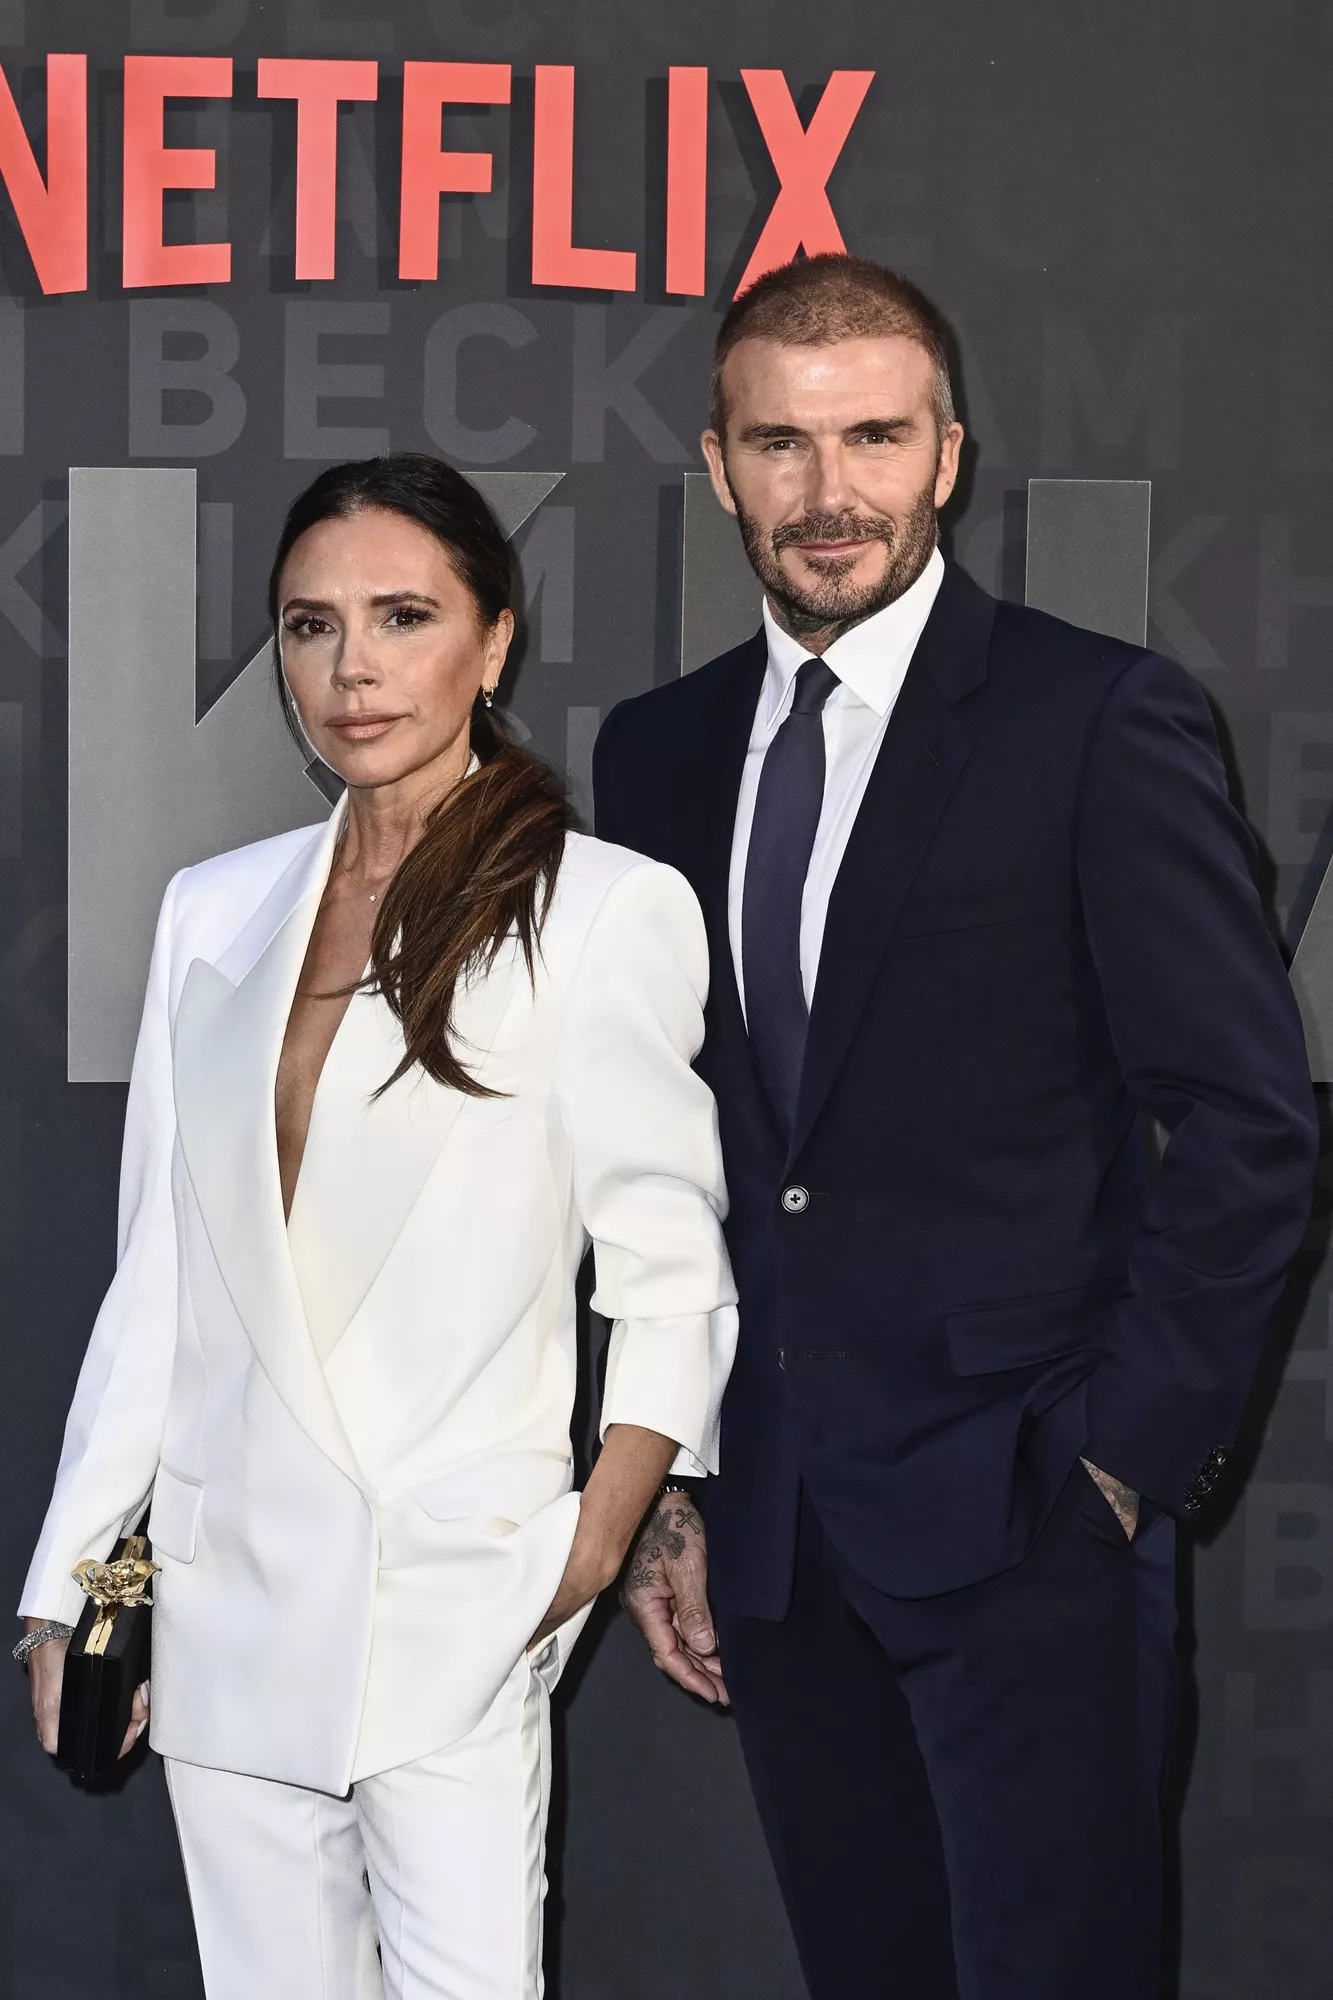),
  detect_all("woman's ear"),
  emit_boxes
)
[484,608,516,682]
